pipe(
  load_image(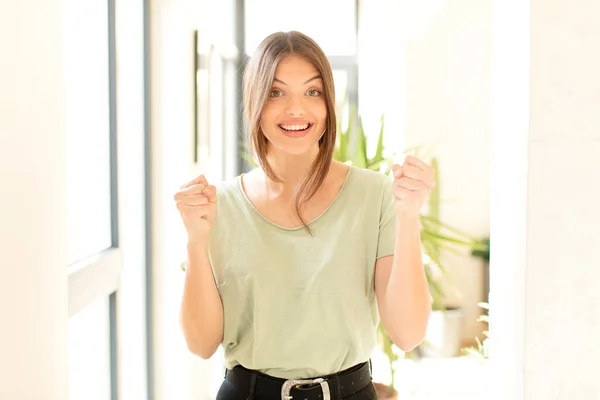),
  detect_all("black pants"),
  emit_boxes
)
[216,362,377,400]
